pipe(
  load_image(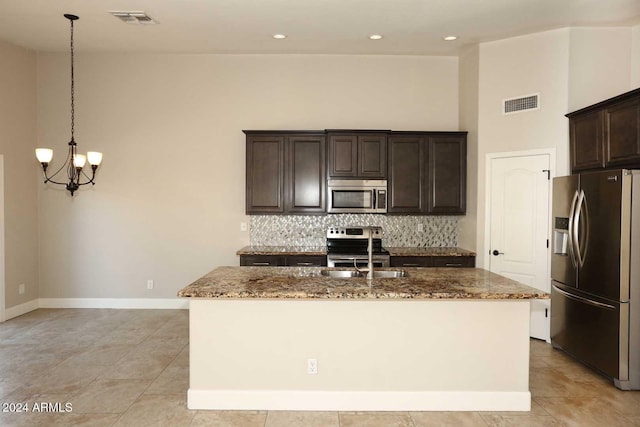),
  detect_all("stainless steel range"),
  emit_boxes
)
[326,226,390,268]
